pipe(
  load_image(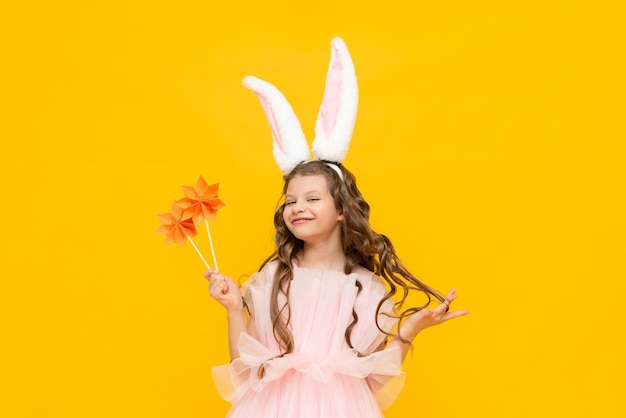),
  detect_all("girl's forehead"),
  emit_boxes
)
[285,174,329,194]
